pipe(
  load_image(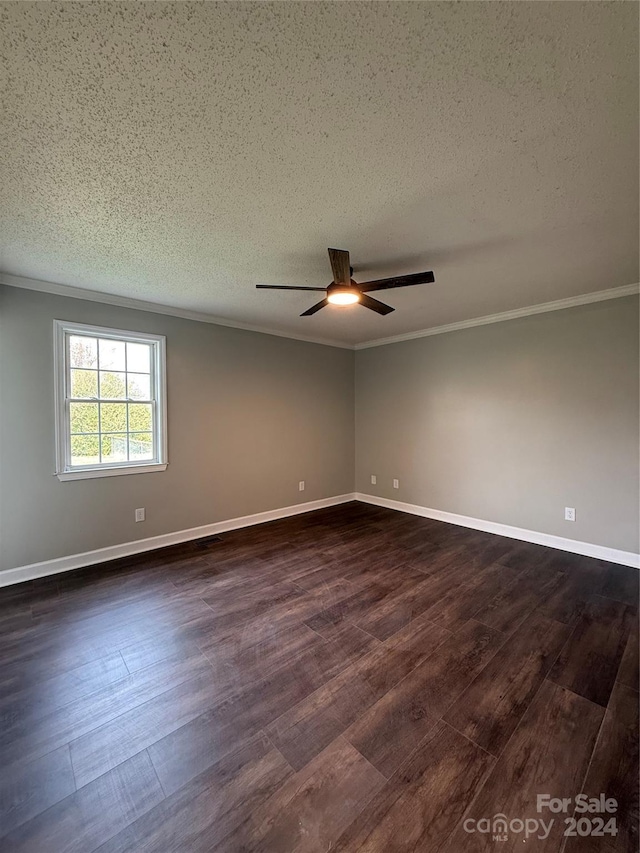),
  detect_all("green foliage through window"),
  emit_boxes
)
[64,329,161,468]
